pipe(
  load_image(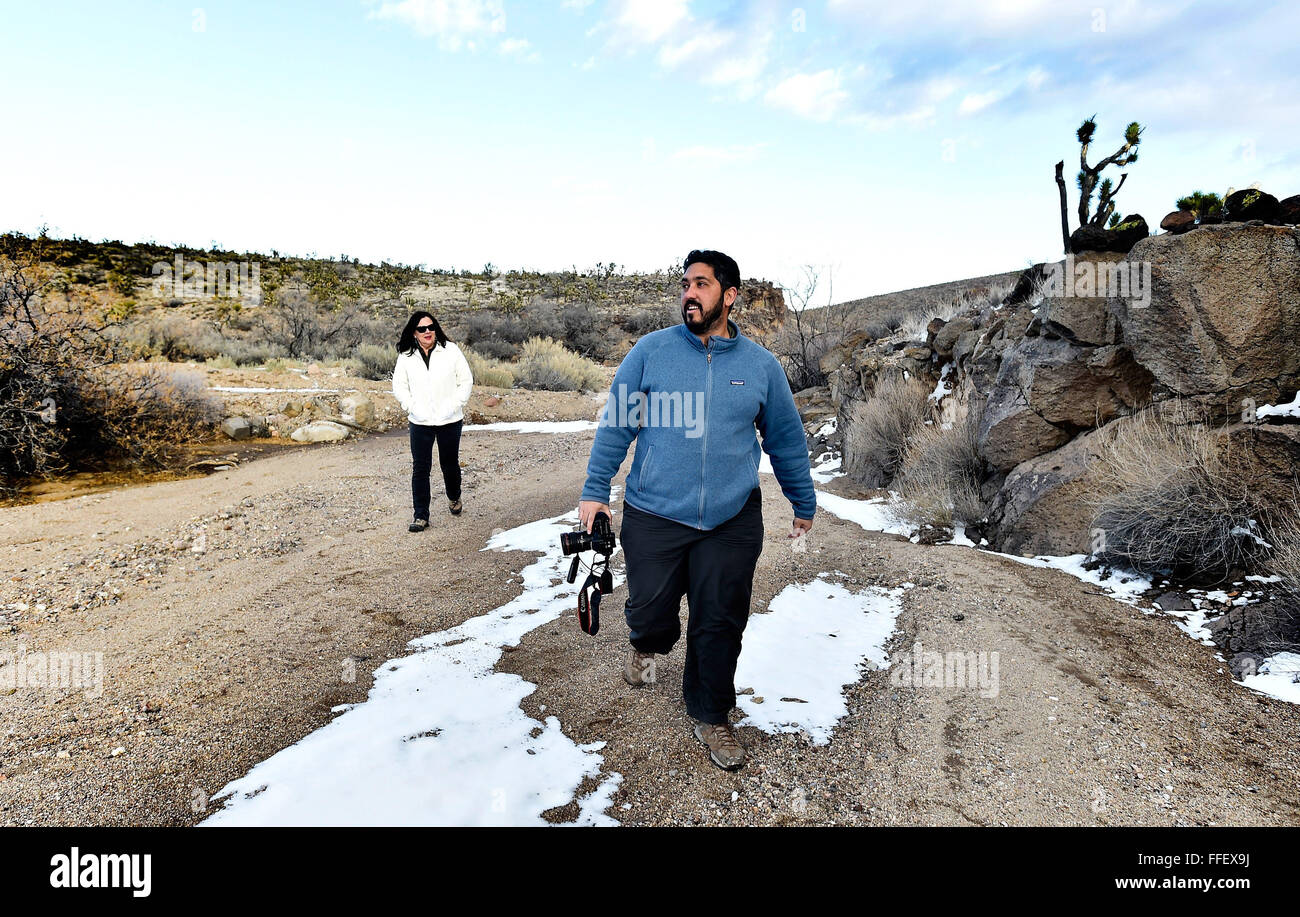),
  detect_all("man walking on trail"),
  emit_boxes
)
[578,249,816,770]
